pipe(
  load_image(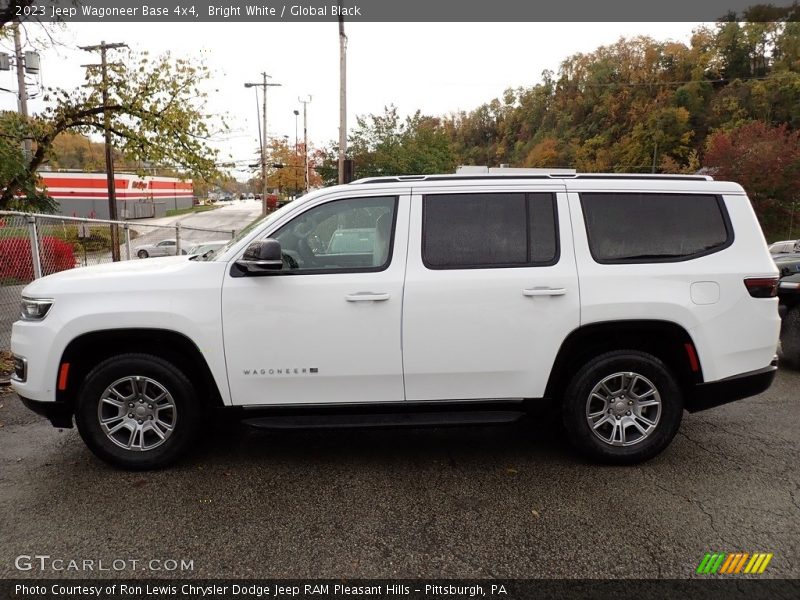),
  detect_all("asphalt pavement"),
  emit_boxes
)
[1,366,798,579]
